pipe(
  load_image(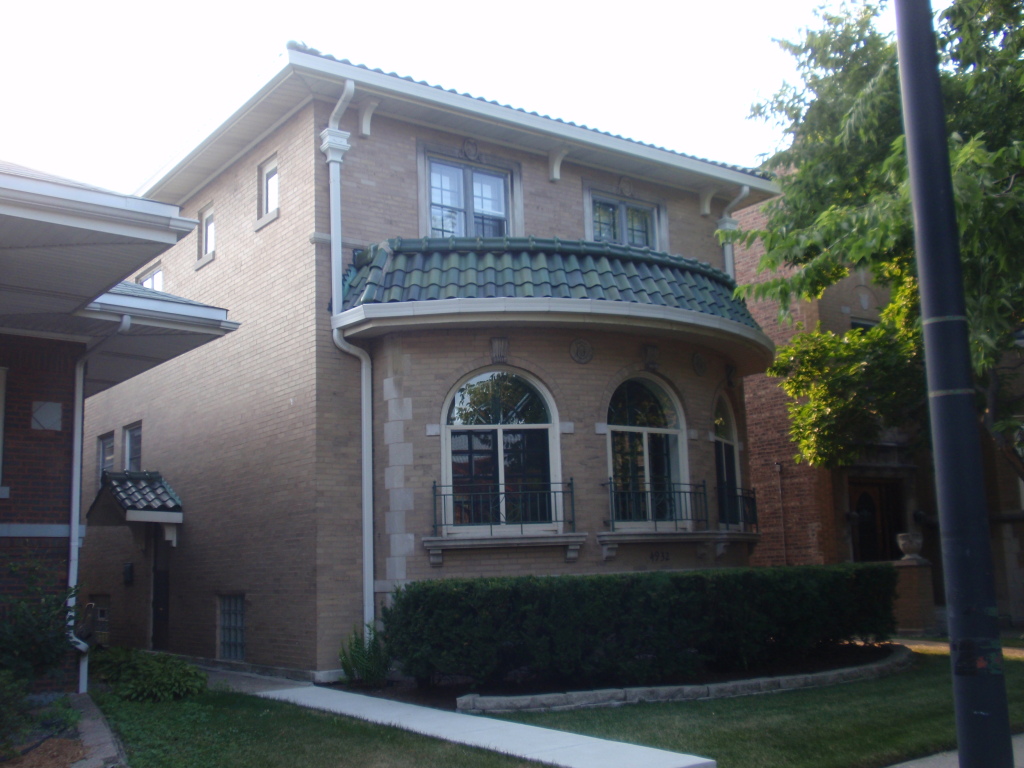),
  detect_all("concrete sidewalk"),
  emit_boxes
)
[885,734,1024,767]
